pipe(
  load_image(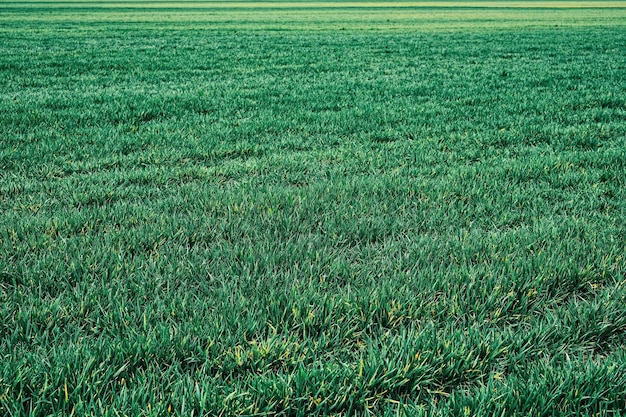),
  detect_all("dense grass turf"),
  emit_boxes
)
[1,2,626,416]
